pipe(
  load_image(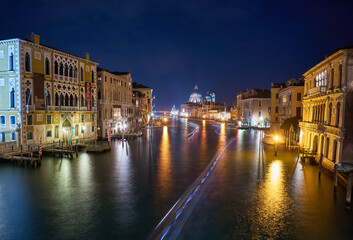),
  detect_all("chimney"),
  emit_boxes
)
[85,53,90,60]
[27,33,40,44]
